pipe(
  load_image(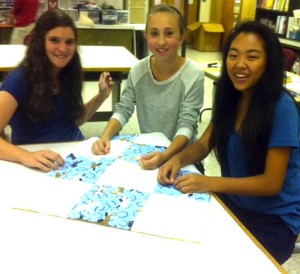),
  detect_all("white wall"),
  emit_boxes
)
[199,0,210,22]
